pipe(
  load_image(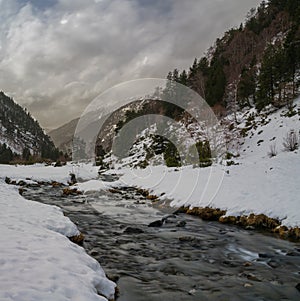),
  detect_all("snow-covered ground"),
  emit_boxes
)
[110,100,300,227]
[77,99,300,228]
[0,98,298,300]
[0,168,115,300]
[0,162,99,184]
